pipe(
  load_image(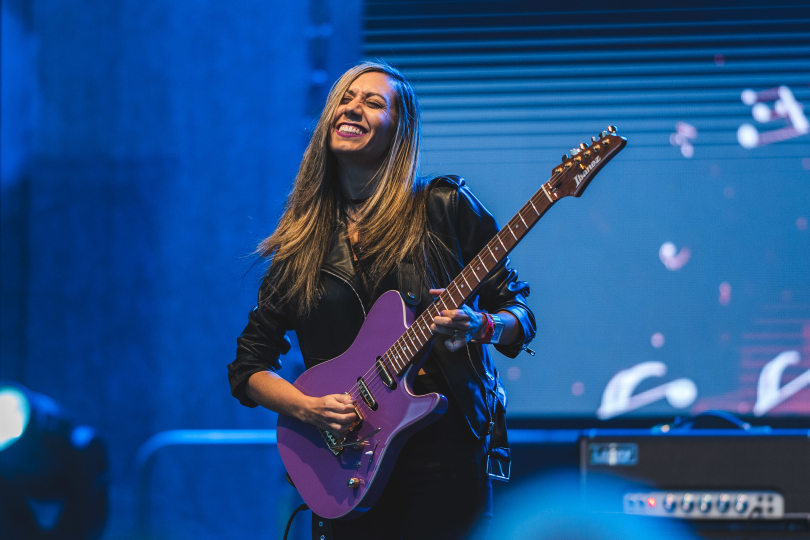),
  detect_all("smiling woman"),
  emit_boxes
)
[330,71,396,183]
[228,61,536,540]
